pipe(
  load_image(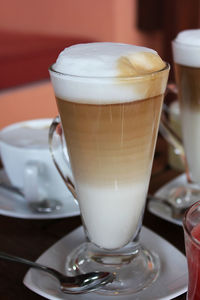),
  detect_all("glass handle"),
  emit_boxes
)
[159,118,184,156]
[160,84,192,183]
[160,82,184,153]
[49,116,77,199]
